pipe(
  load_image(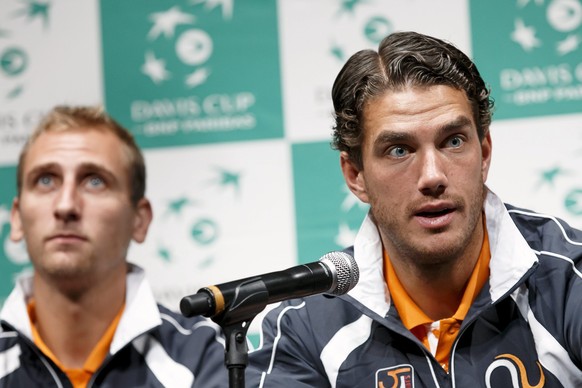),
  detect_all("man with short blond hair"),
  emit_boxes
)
[1,105,227,387]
